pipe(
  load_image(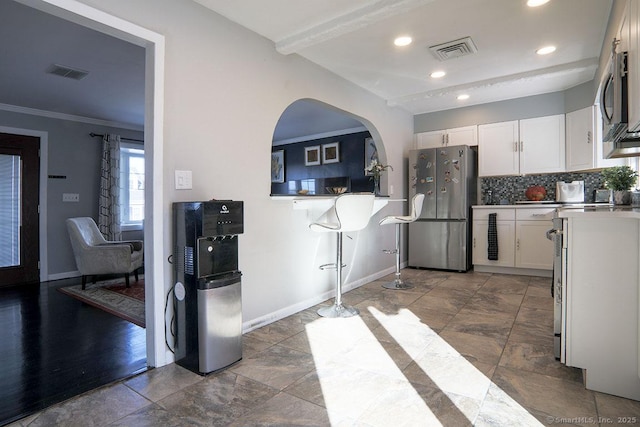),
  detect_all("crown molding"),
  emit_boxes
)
[0,102,144,131]
[273,125,368,146]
